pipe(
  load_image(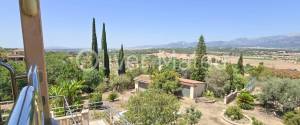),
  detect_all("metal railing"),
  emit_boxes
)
[6,65,45,125]
[0,61,20,102]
